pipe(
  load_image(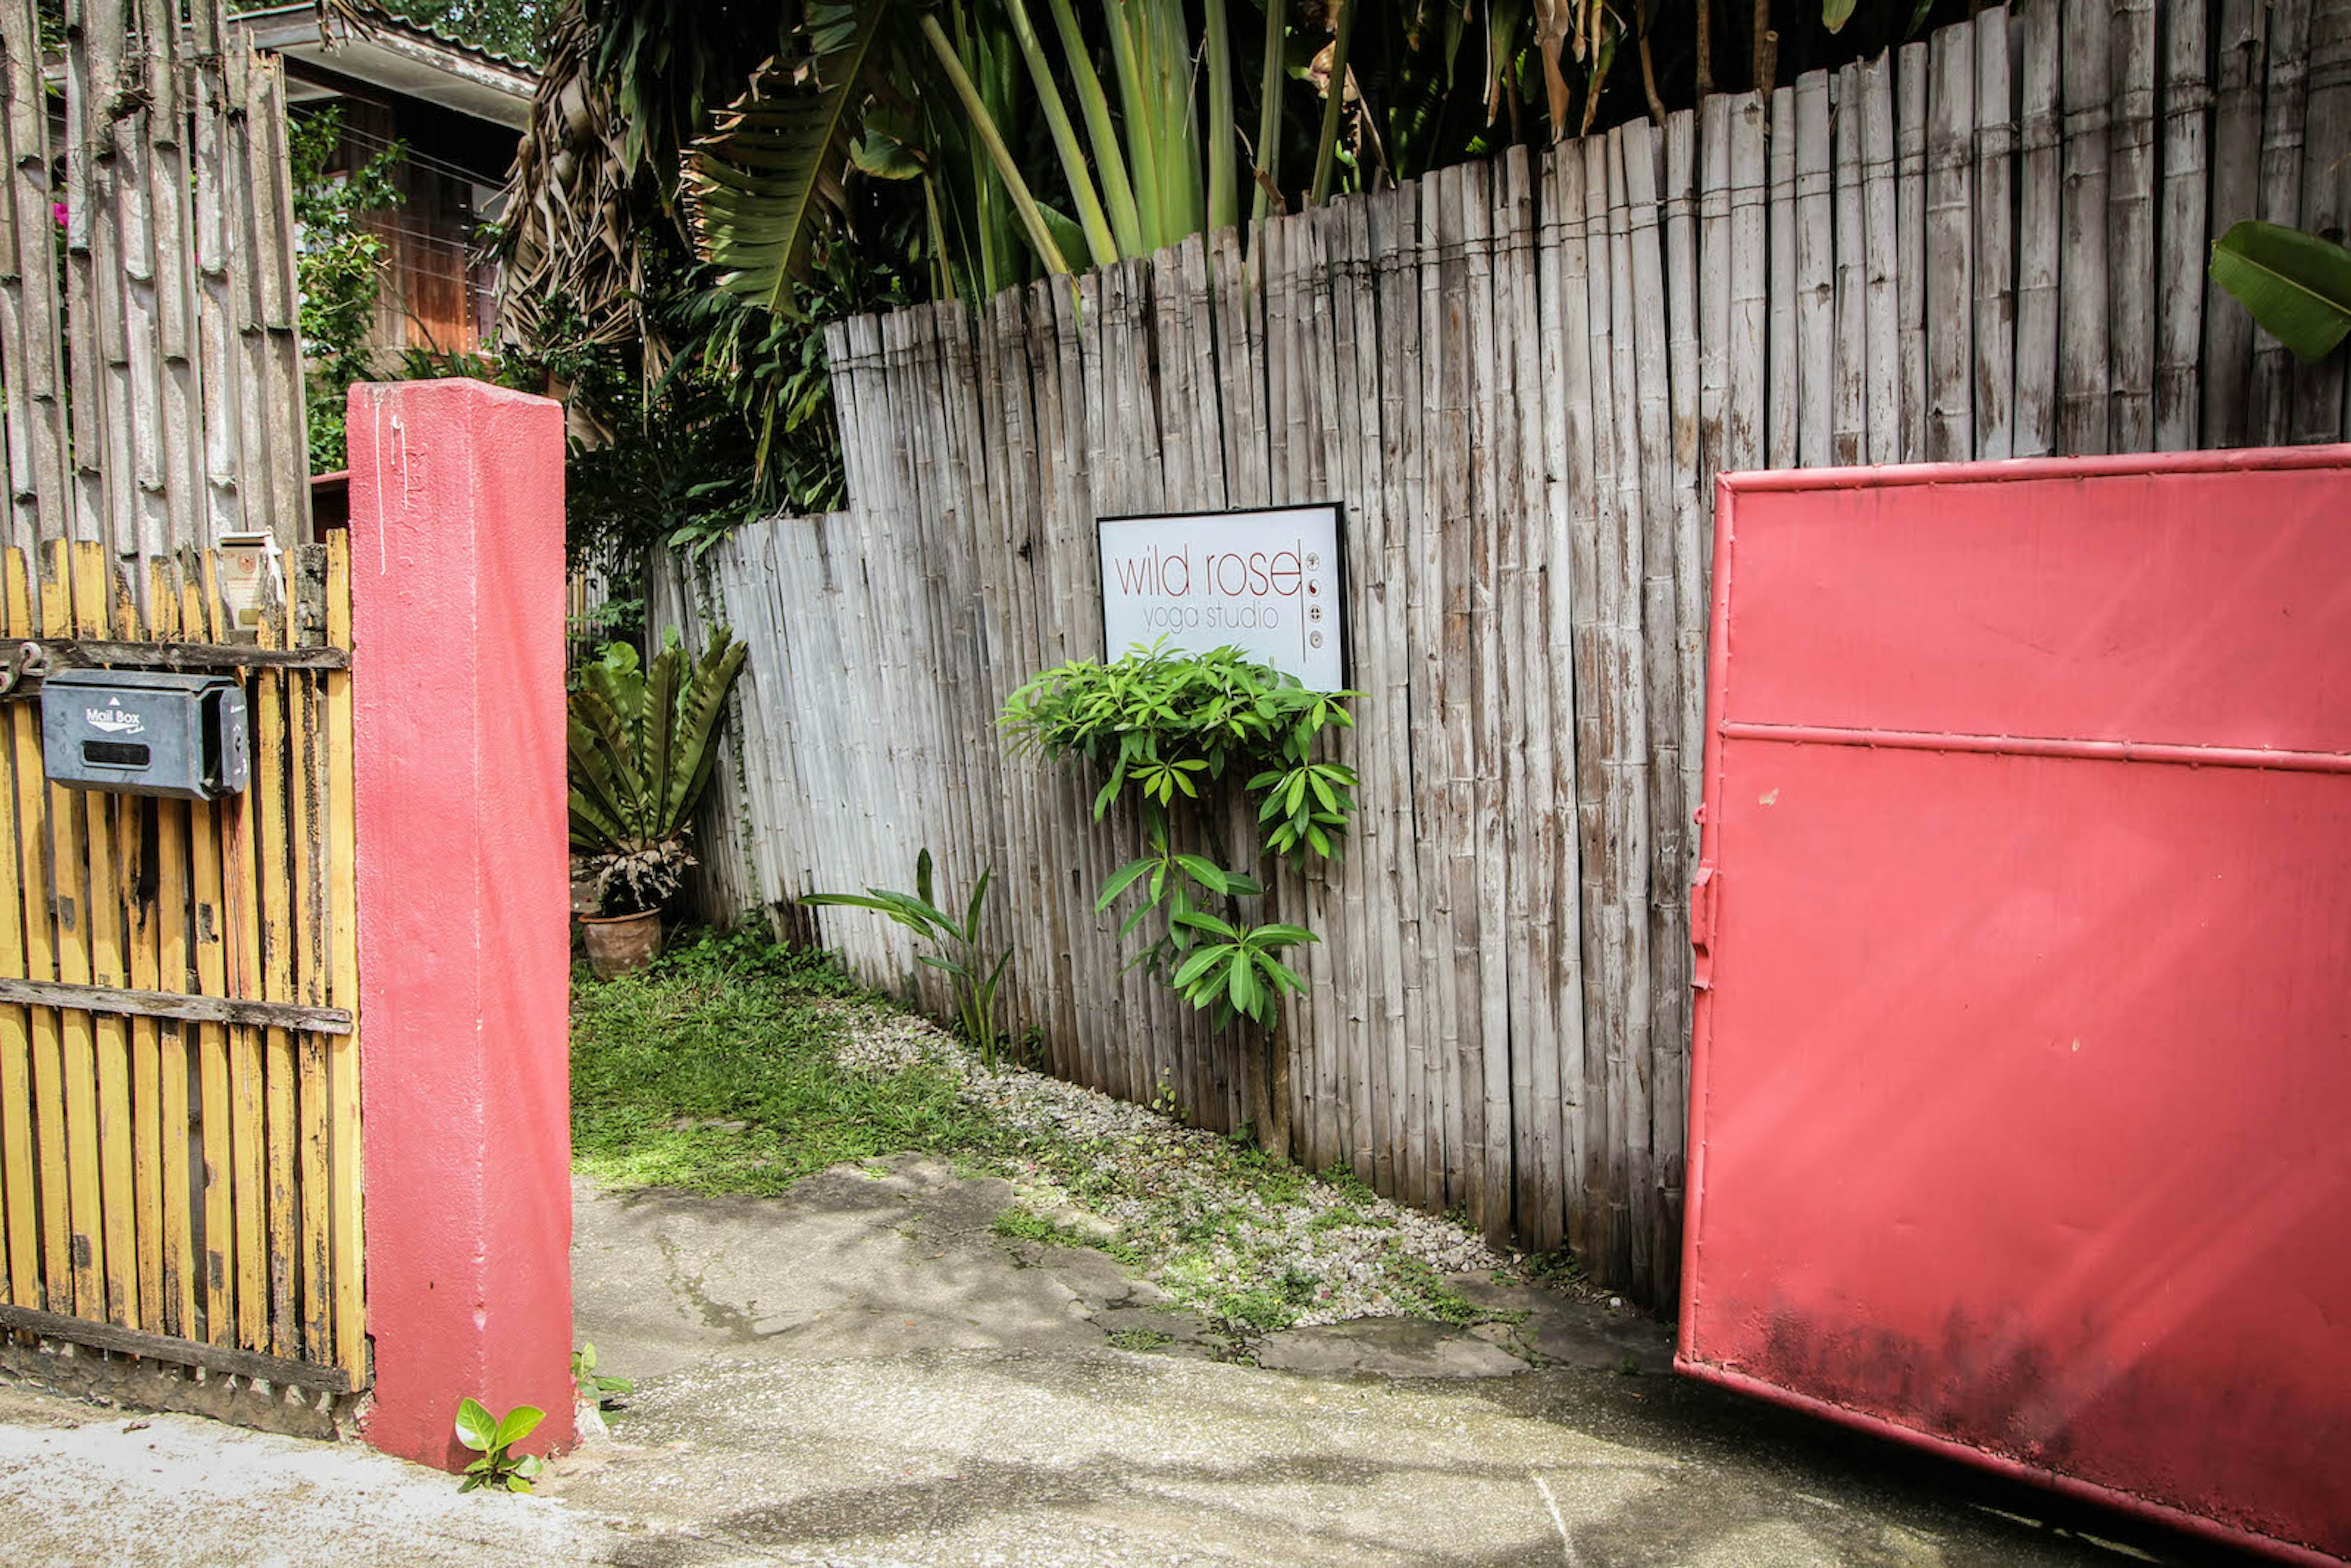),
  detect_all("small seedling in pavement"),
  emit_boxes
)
[571,1342,634,1408]
[455,1398,546,1493]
